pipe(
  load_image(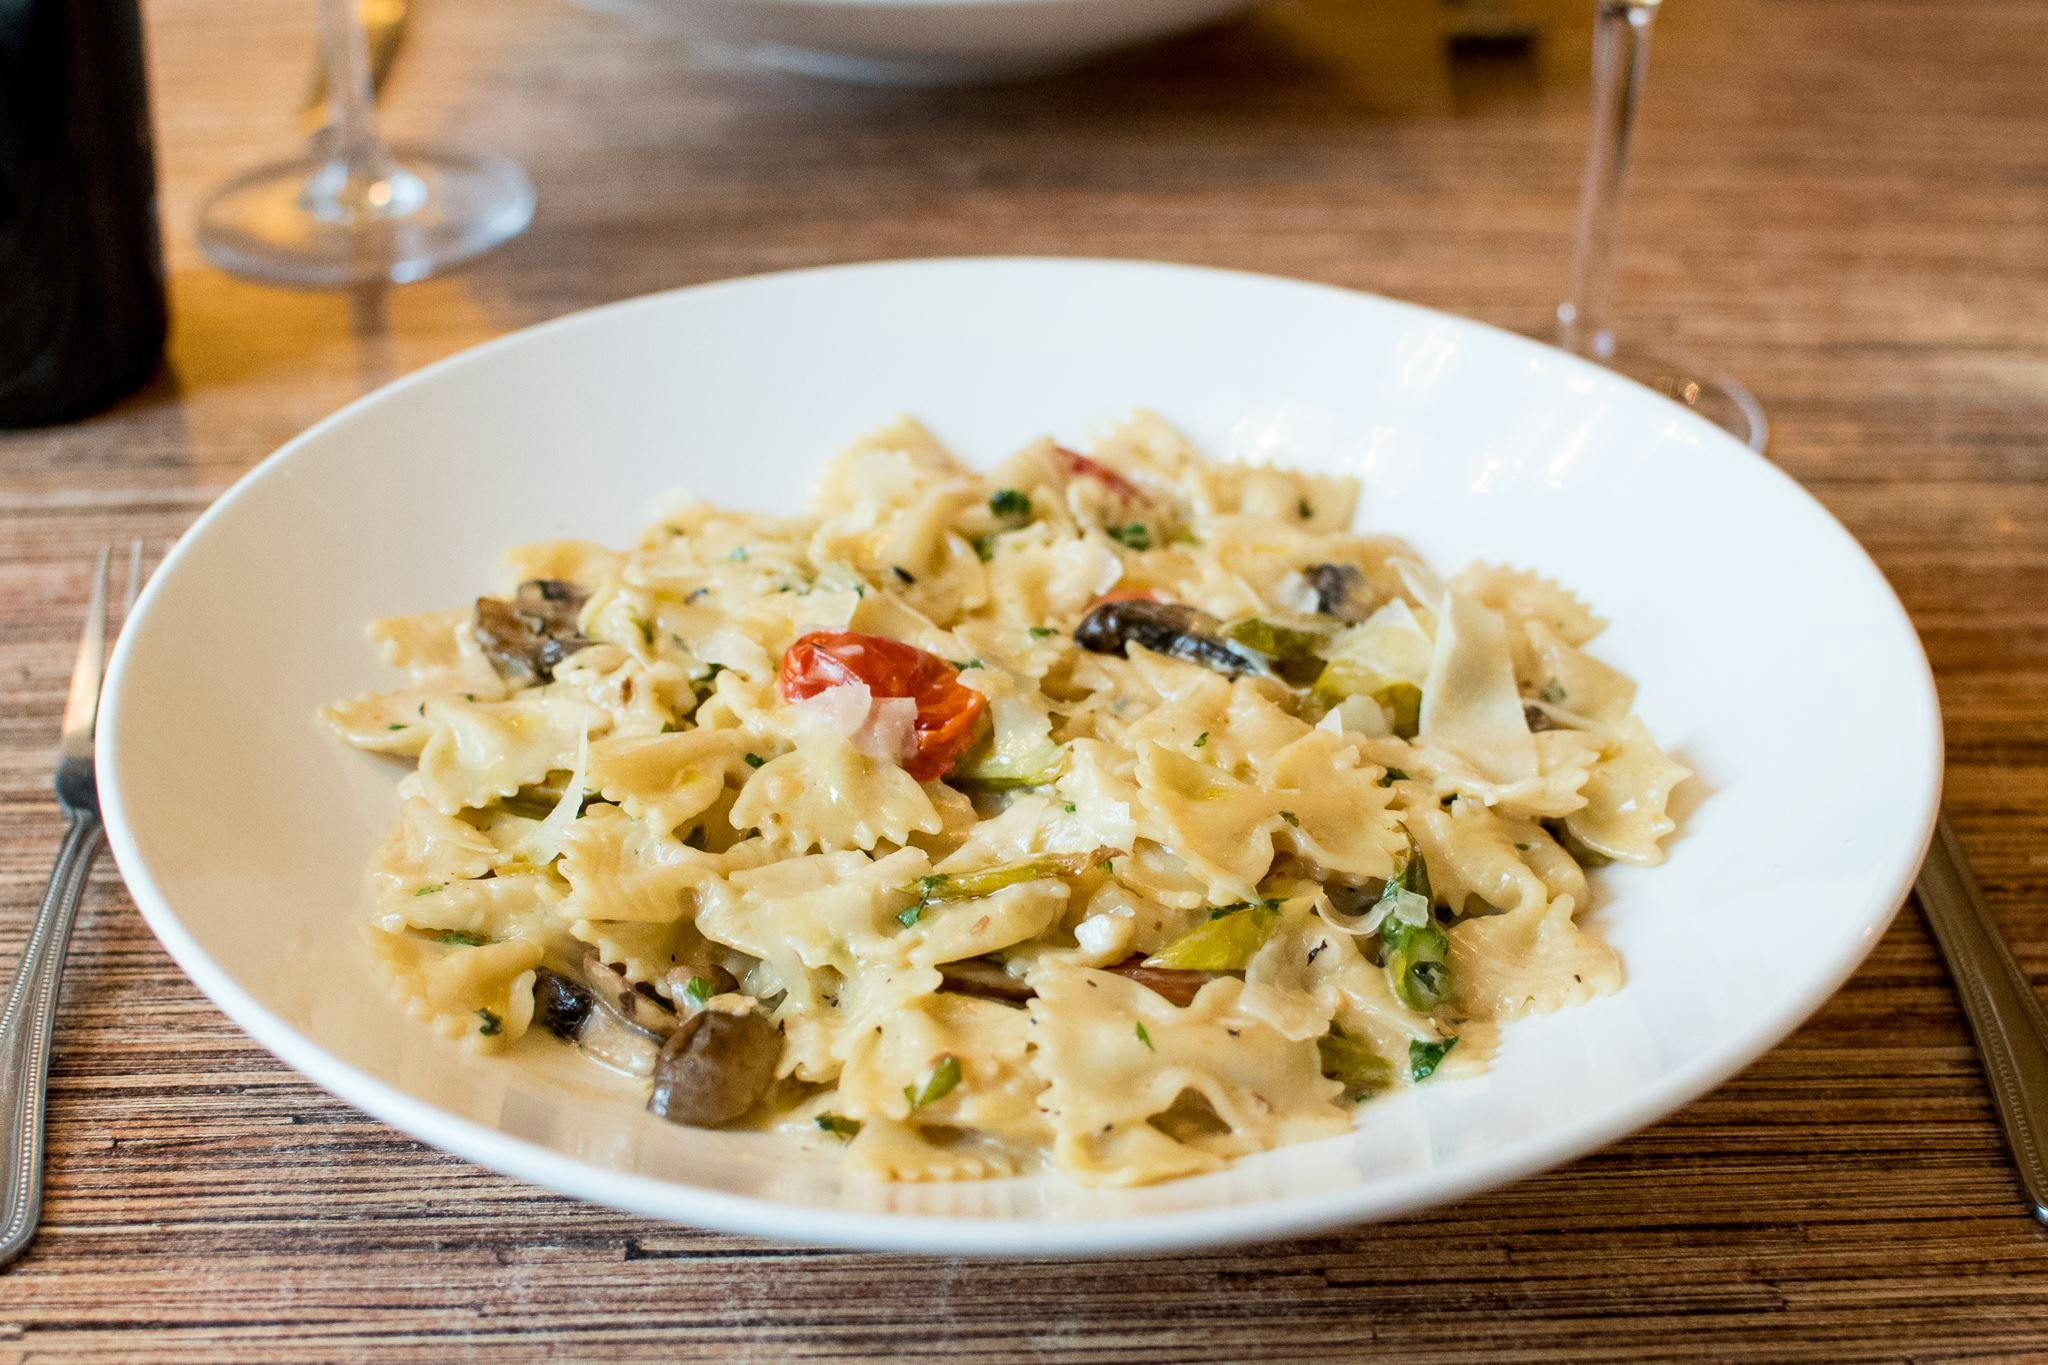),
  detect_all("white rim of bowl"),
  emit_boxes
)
[97,256,1945,1257]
